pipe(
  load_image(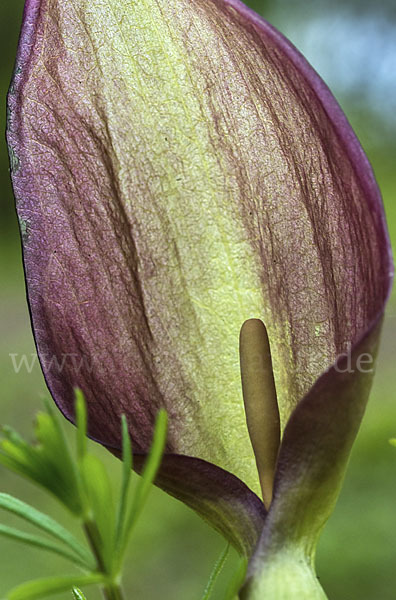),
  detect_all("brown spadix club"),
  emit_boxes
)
[239,319,281,510]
